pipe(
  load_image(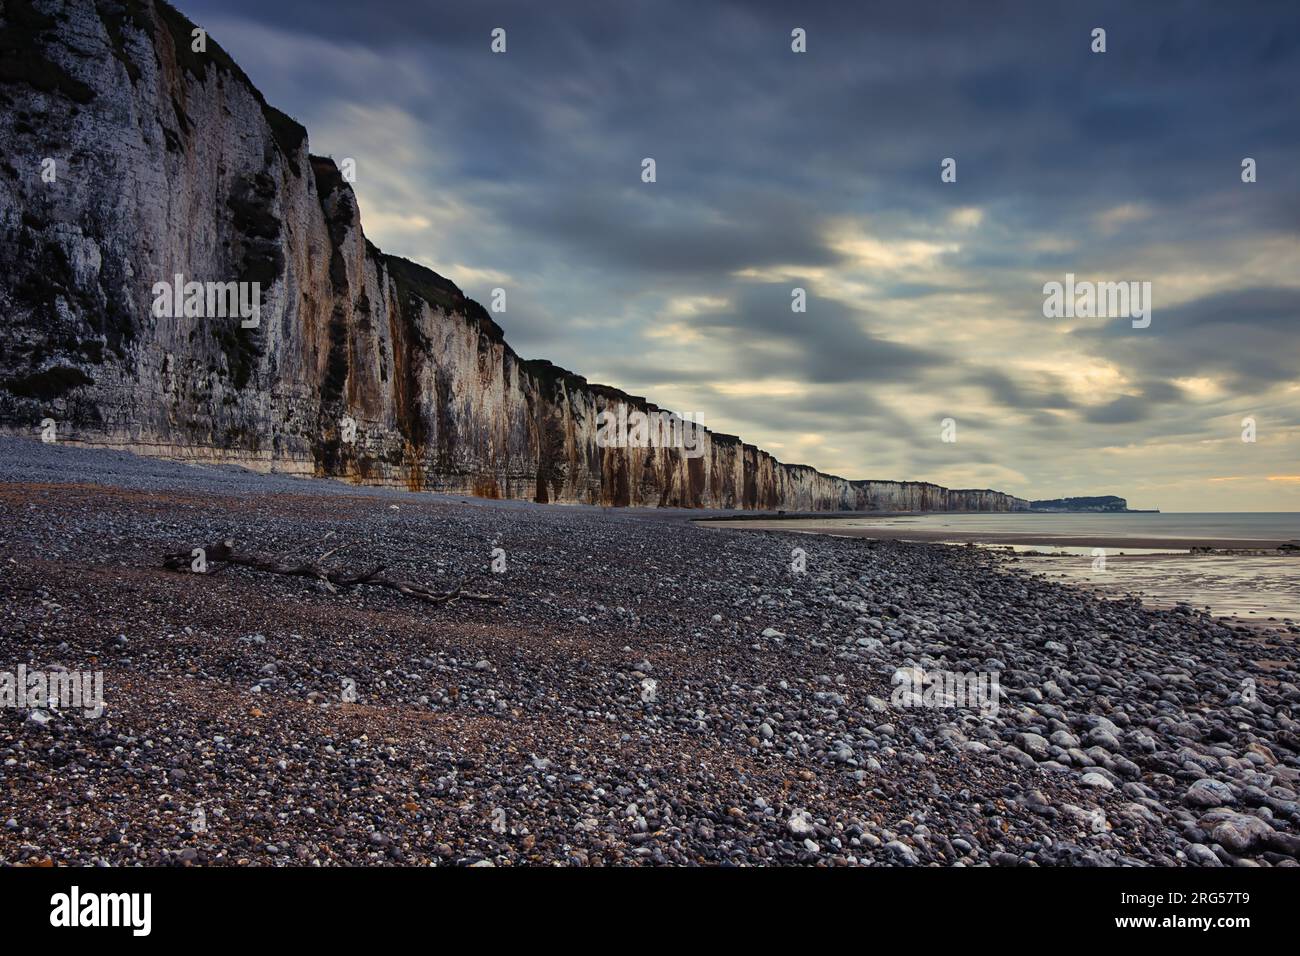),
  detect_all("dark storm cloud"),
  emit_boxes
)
[1077,286,1300,390]
[186,0,1300,242]
[684,285,940,384]
[1083,395,1151,425]
[696,390,903,445]
[965,369,1077,411]
[504,188,841,277]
